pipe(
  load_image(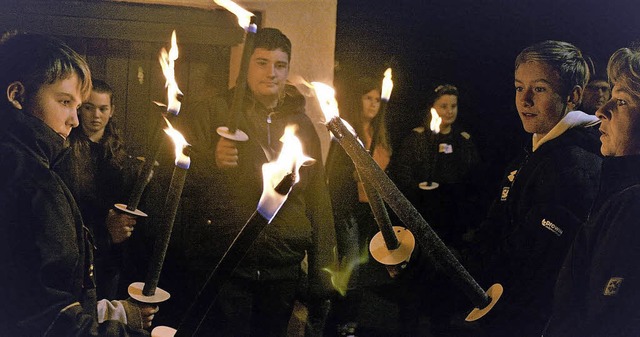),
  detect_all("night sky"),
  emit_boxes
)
[334,0,640,182]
